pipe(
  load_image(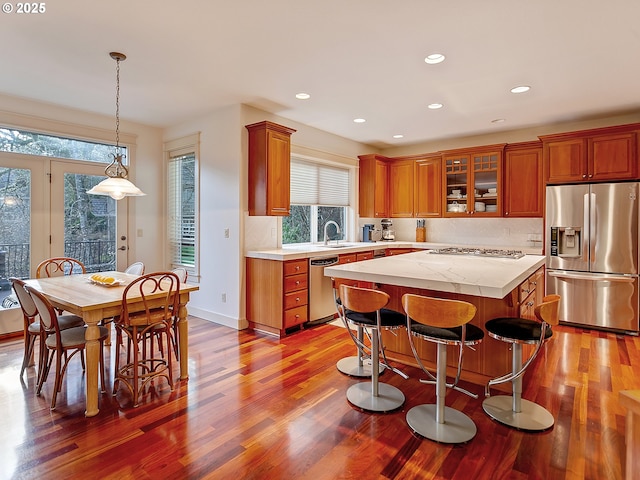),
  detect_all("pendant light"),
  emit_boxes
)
[88,52,145,200]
